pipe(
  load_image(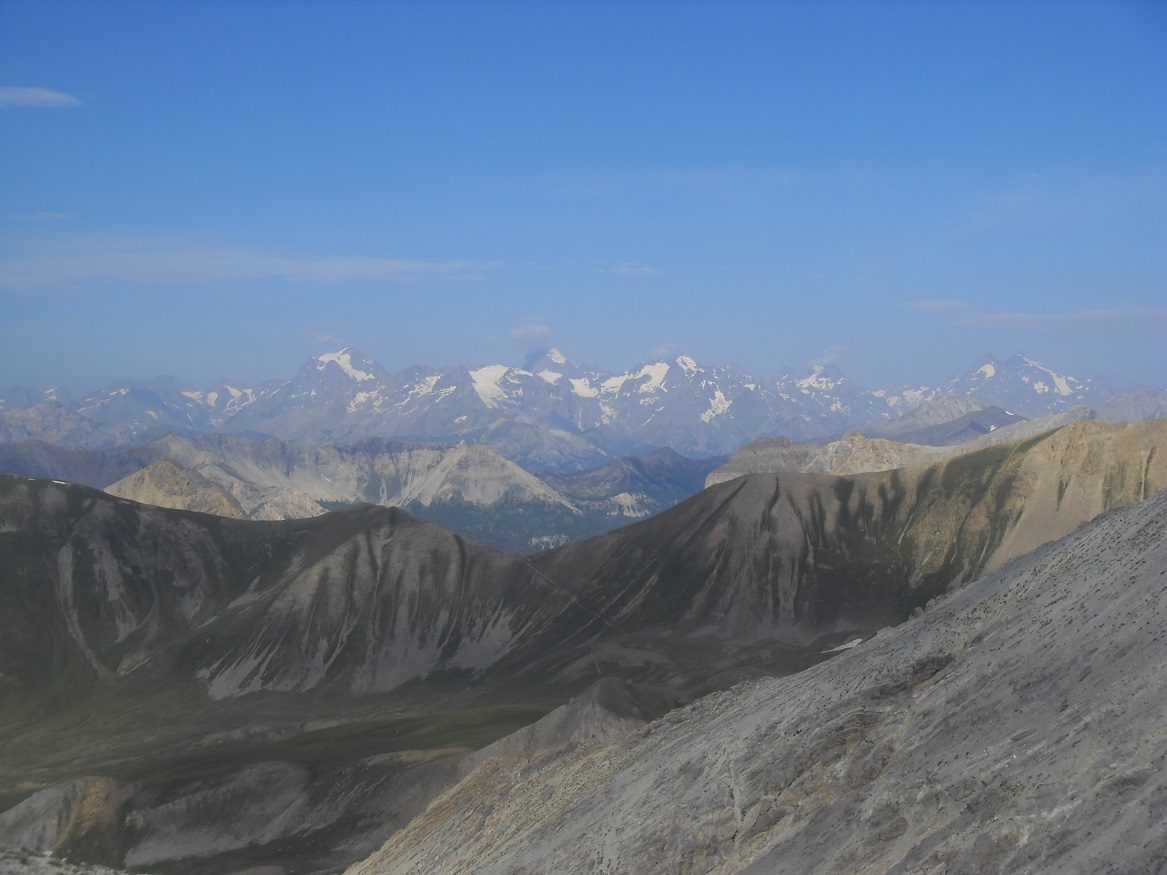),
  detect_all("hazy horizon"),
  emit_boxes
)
[2,1,1164,394]
[0,343,1154,401]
